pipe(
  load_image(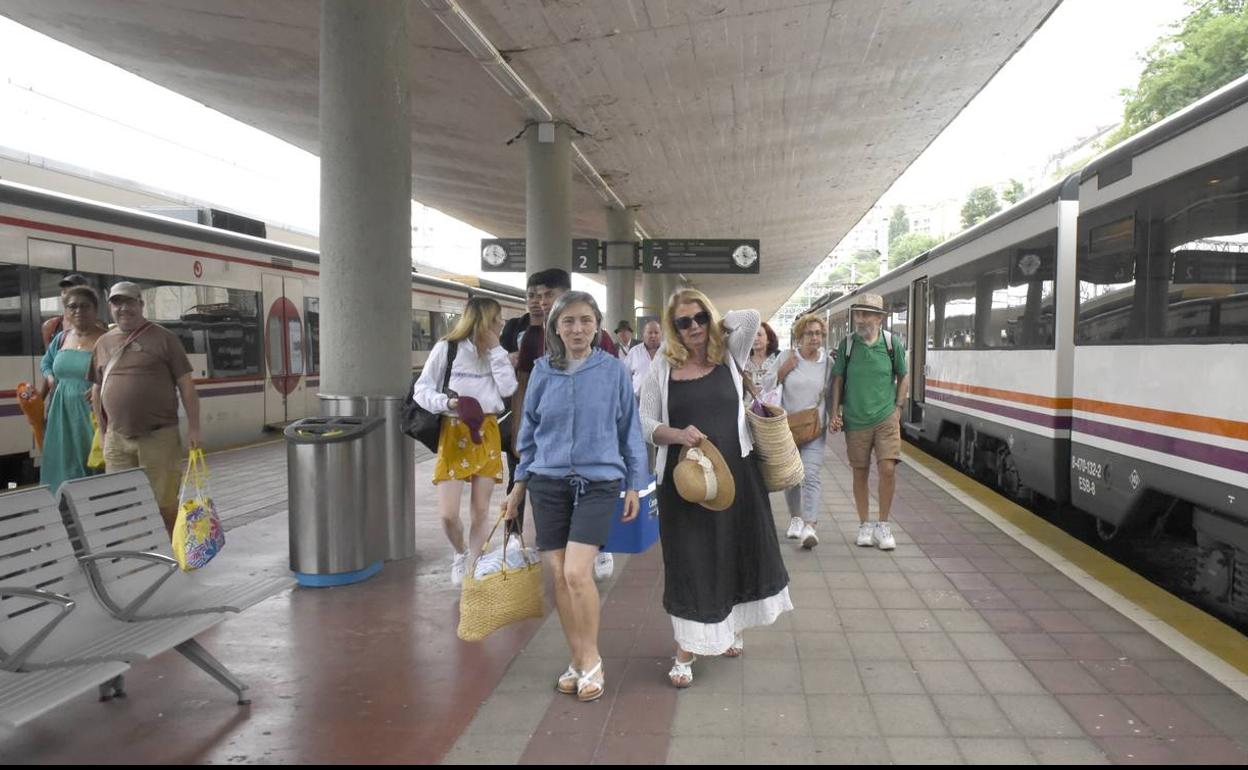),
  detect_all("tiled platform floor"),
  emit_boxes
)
[3,439,1246,764]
